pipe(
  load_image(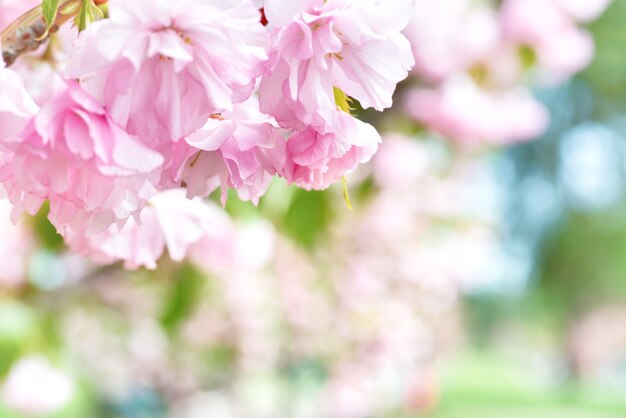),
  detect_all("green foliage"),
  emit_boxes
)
[581,0,626,115]
[283,188,333,248]
[201,344,238,381]
[518,44,537,70]
[41,0,105,35]
[31,202,64,251]
[283,358,327,394]
[74,0,104,32]
[0,301,37,376]
[160,263,206,334]
[538,209,626,316]
[55,0,104,32]
[41,0,60,34]
[222,189,262,219]
[425,351,626,418]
